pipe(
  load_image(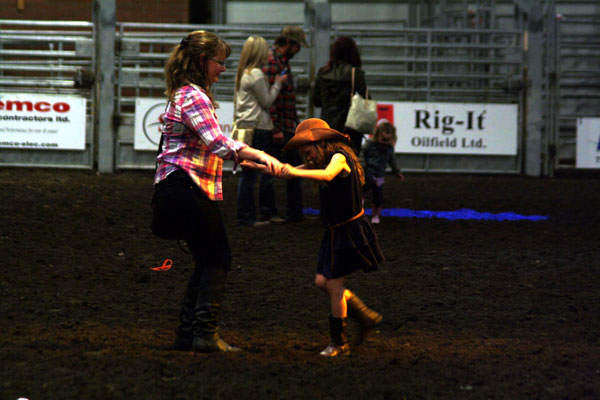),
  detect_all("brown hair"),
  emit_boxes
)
[274,36,298,48]
[164,30,231,103]
[304,140,365,185]
[373,121,397,145]
[320,36,362,73]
